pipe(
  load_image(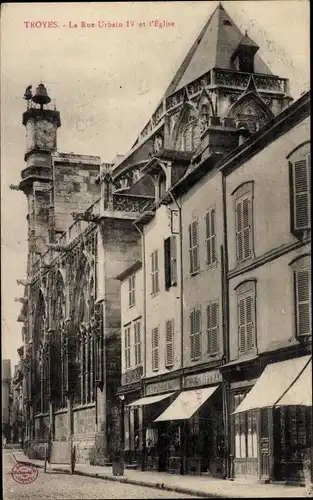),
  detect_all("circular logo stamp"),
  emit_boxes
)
[11,463,38,484]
